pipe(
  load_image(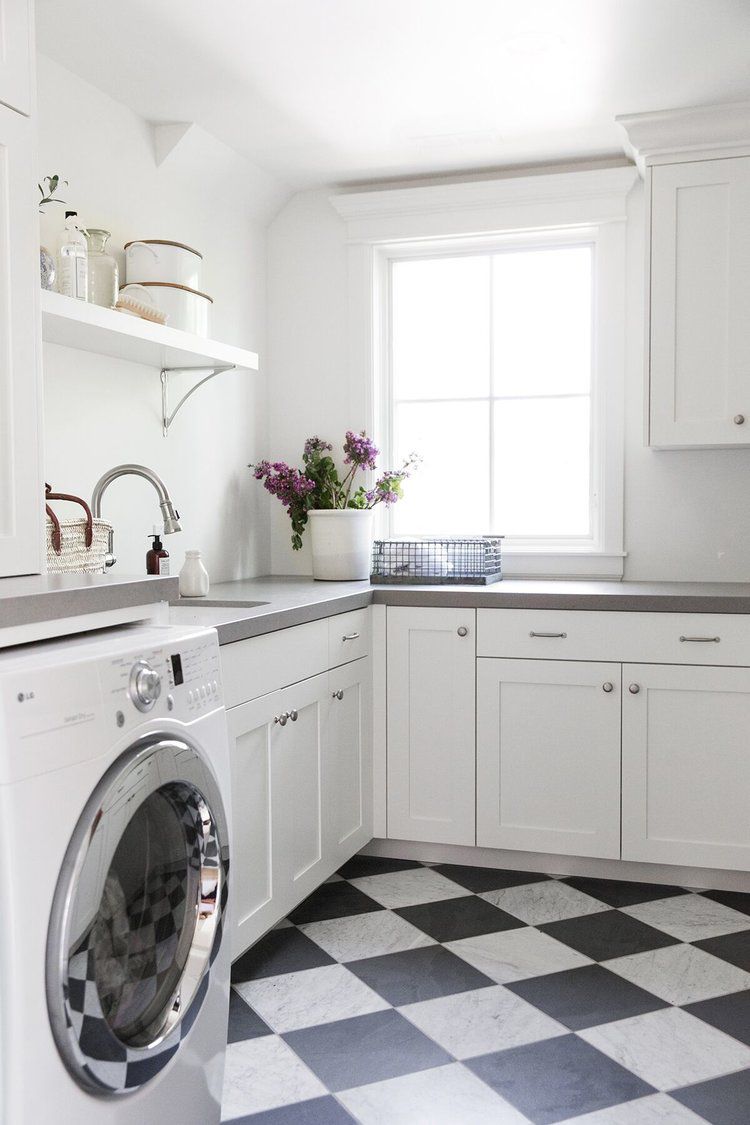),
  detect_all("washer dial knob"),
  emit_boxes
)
[129,660,162,712]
